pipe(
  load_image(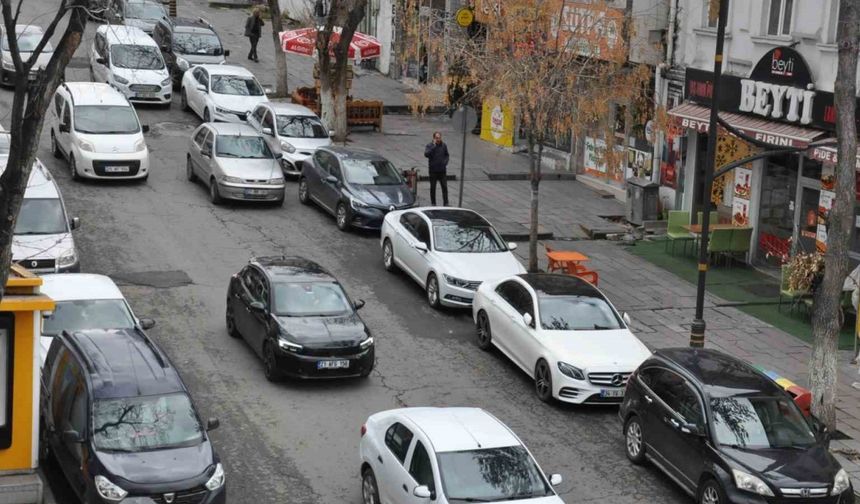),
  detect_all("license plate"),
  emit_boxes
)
[137,91,157,98]
[600,389,625,398]
[245,189,267,196]
[27,73,37,81]
[317,360,349,370]
[104,165,130,173]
